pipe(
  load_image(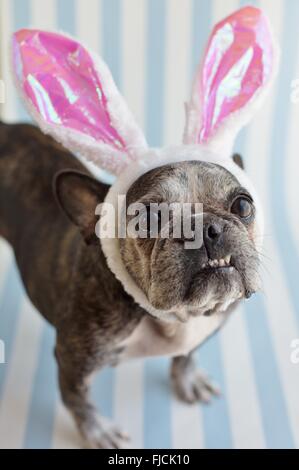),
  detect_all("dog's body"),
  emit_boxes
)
[0,121,260,448]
